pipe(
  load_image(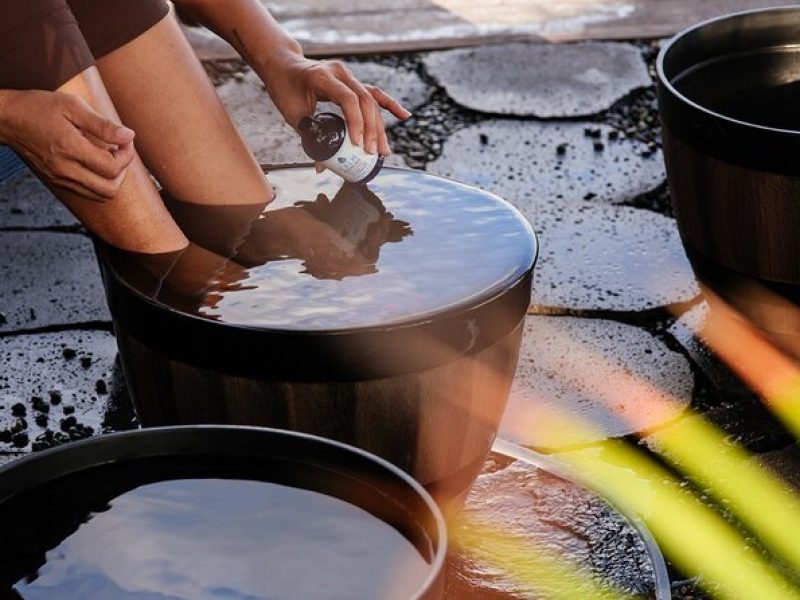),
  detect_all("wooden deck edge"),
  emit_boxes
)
[185,25,677,63]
